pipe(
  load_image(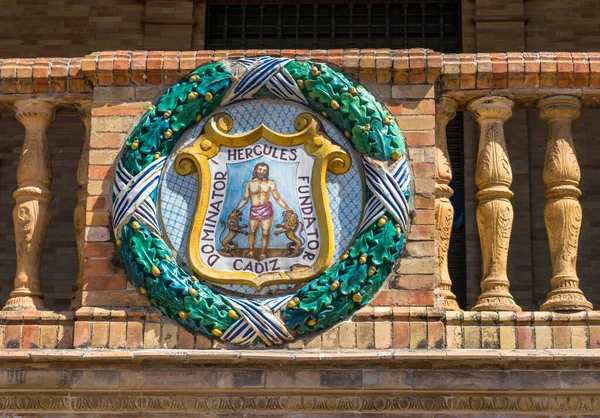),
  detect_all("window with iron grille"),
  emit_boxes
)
[205,1,466,308]
[206,2,460,52]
